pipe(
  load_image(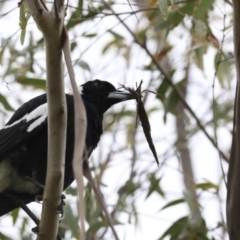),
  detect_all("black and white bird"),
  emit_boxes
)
[0,80,134,219]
